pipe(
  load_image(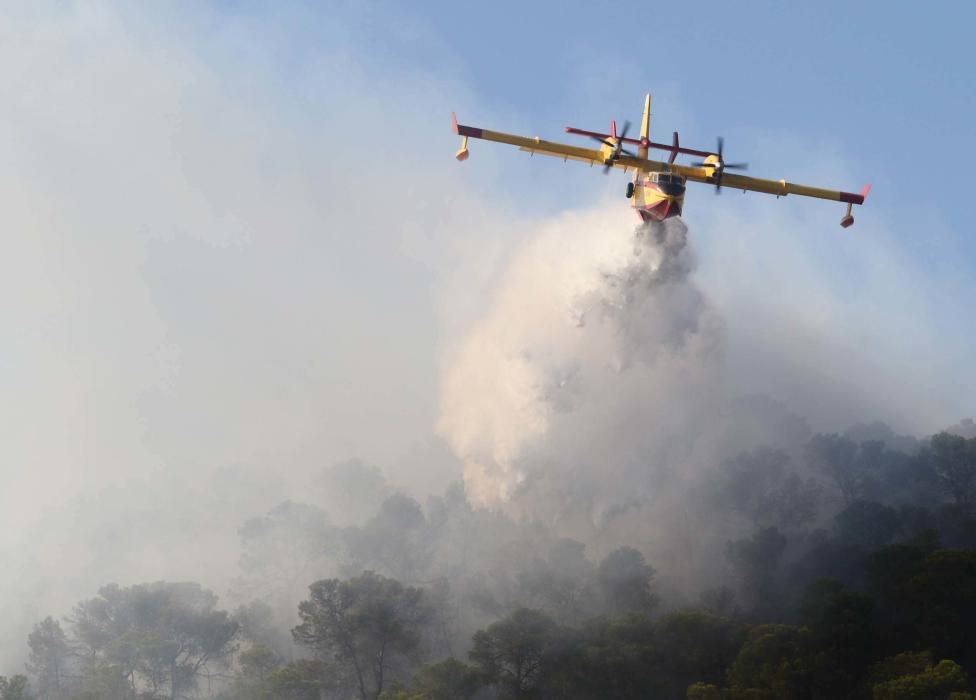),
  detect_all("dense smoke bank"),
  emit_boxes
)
[434,213,975,593]
[8,210,976,699]
[438,216,723,523]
